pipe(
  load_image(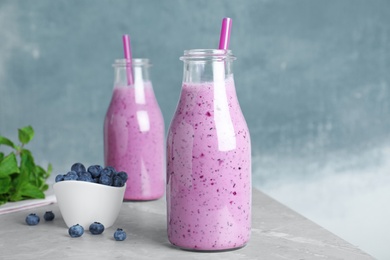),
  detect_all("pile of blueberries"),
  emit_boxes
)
[68,223,126,241]
[55,163,128,187]
[25,211,55,225]
[25,213,126,241]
